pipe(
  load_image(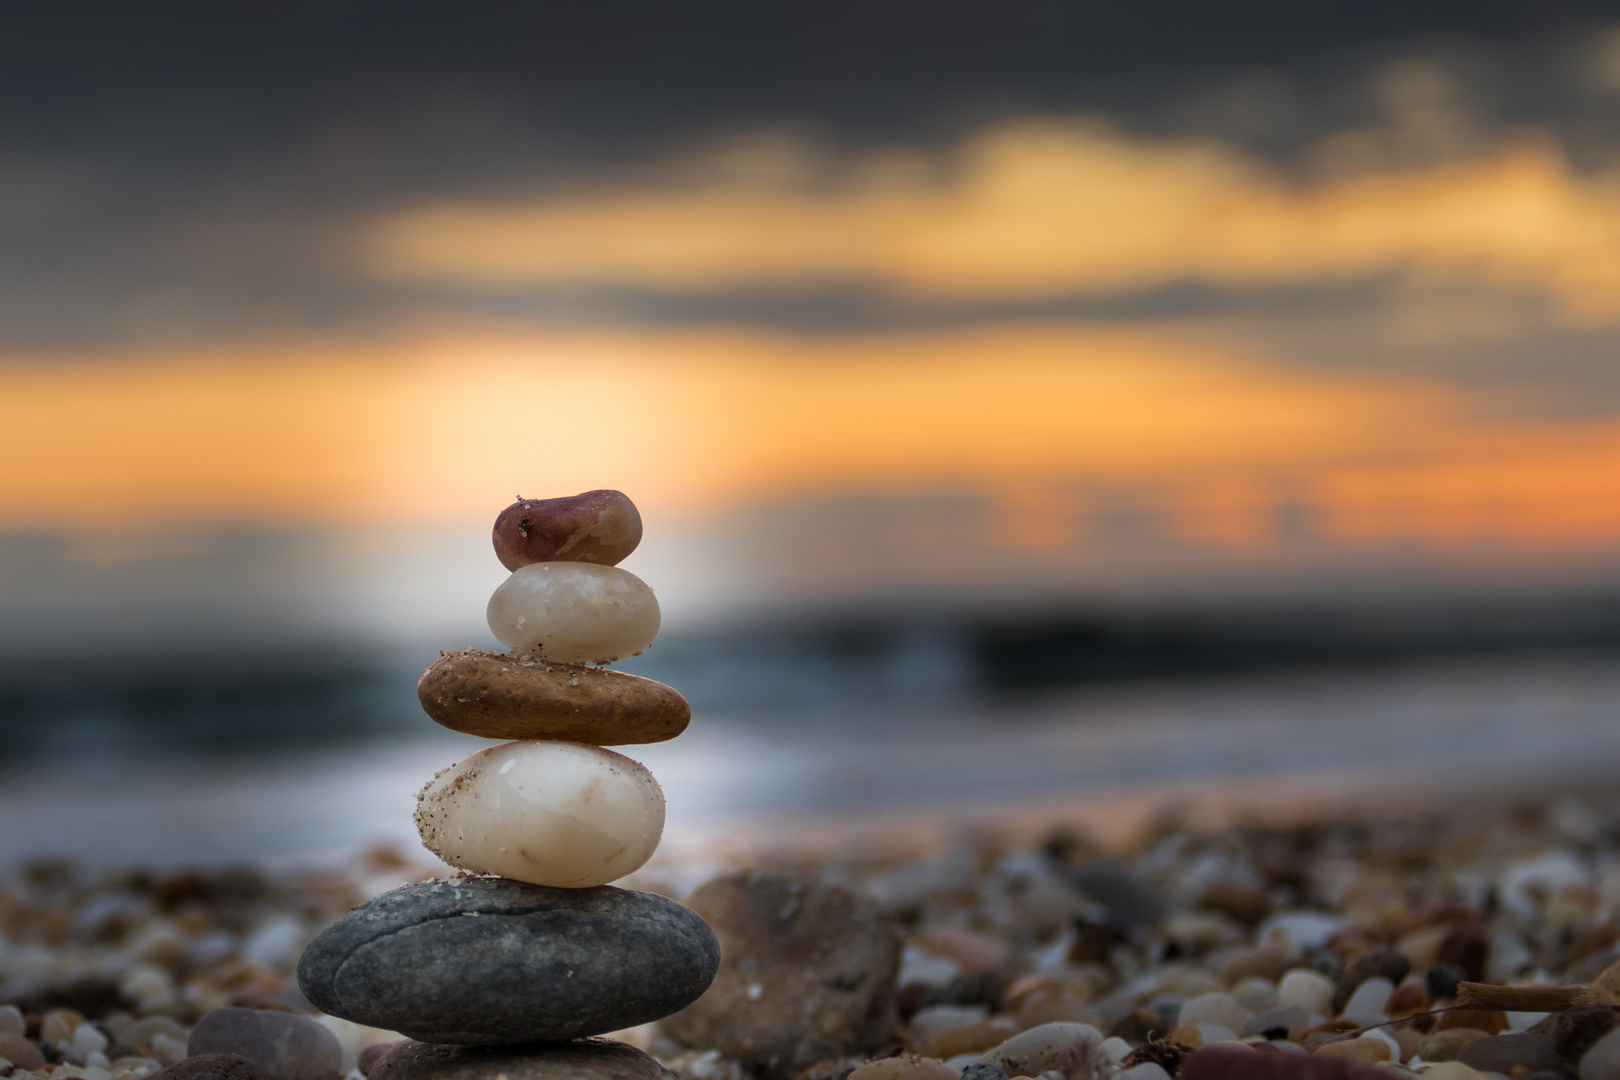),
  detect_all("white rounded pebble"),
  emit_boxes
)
[908,1005,988,1042]
[487,562,660,663]
[1258,911,1347,950]
[72,1025,109,1059]
[1121,1066,1171,1080]
[415,740,665,887]
[1230,977,1278,1012]
[1339,976,1395,1026]
[981,1023,1105,1078]
[1581,1025,1620,1079]
[1098,1037,1131,1064]
[0,1004,22,1035]
[1178,992,1252,1033]
[1194,1024,1238,1044]
[1277,968,1335,1016]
